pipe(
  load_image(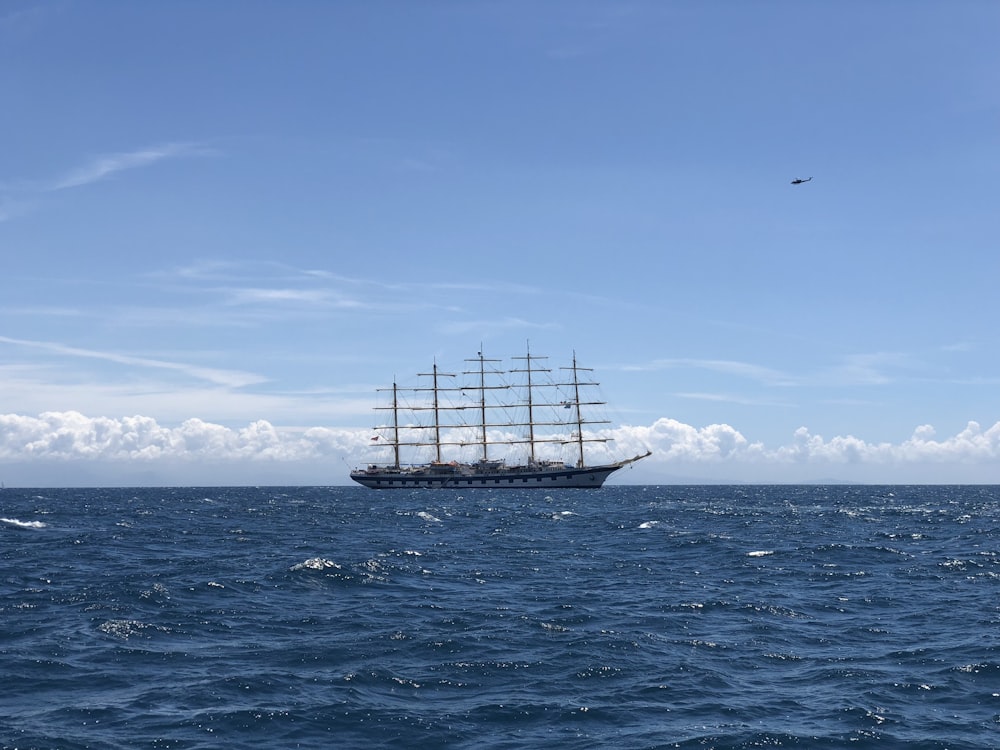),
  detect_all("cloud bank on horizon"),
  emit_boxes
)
[2,410,999,486]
